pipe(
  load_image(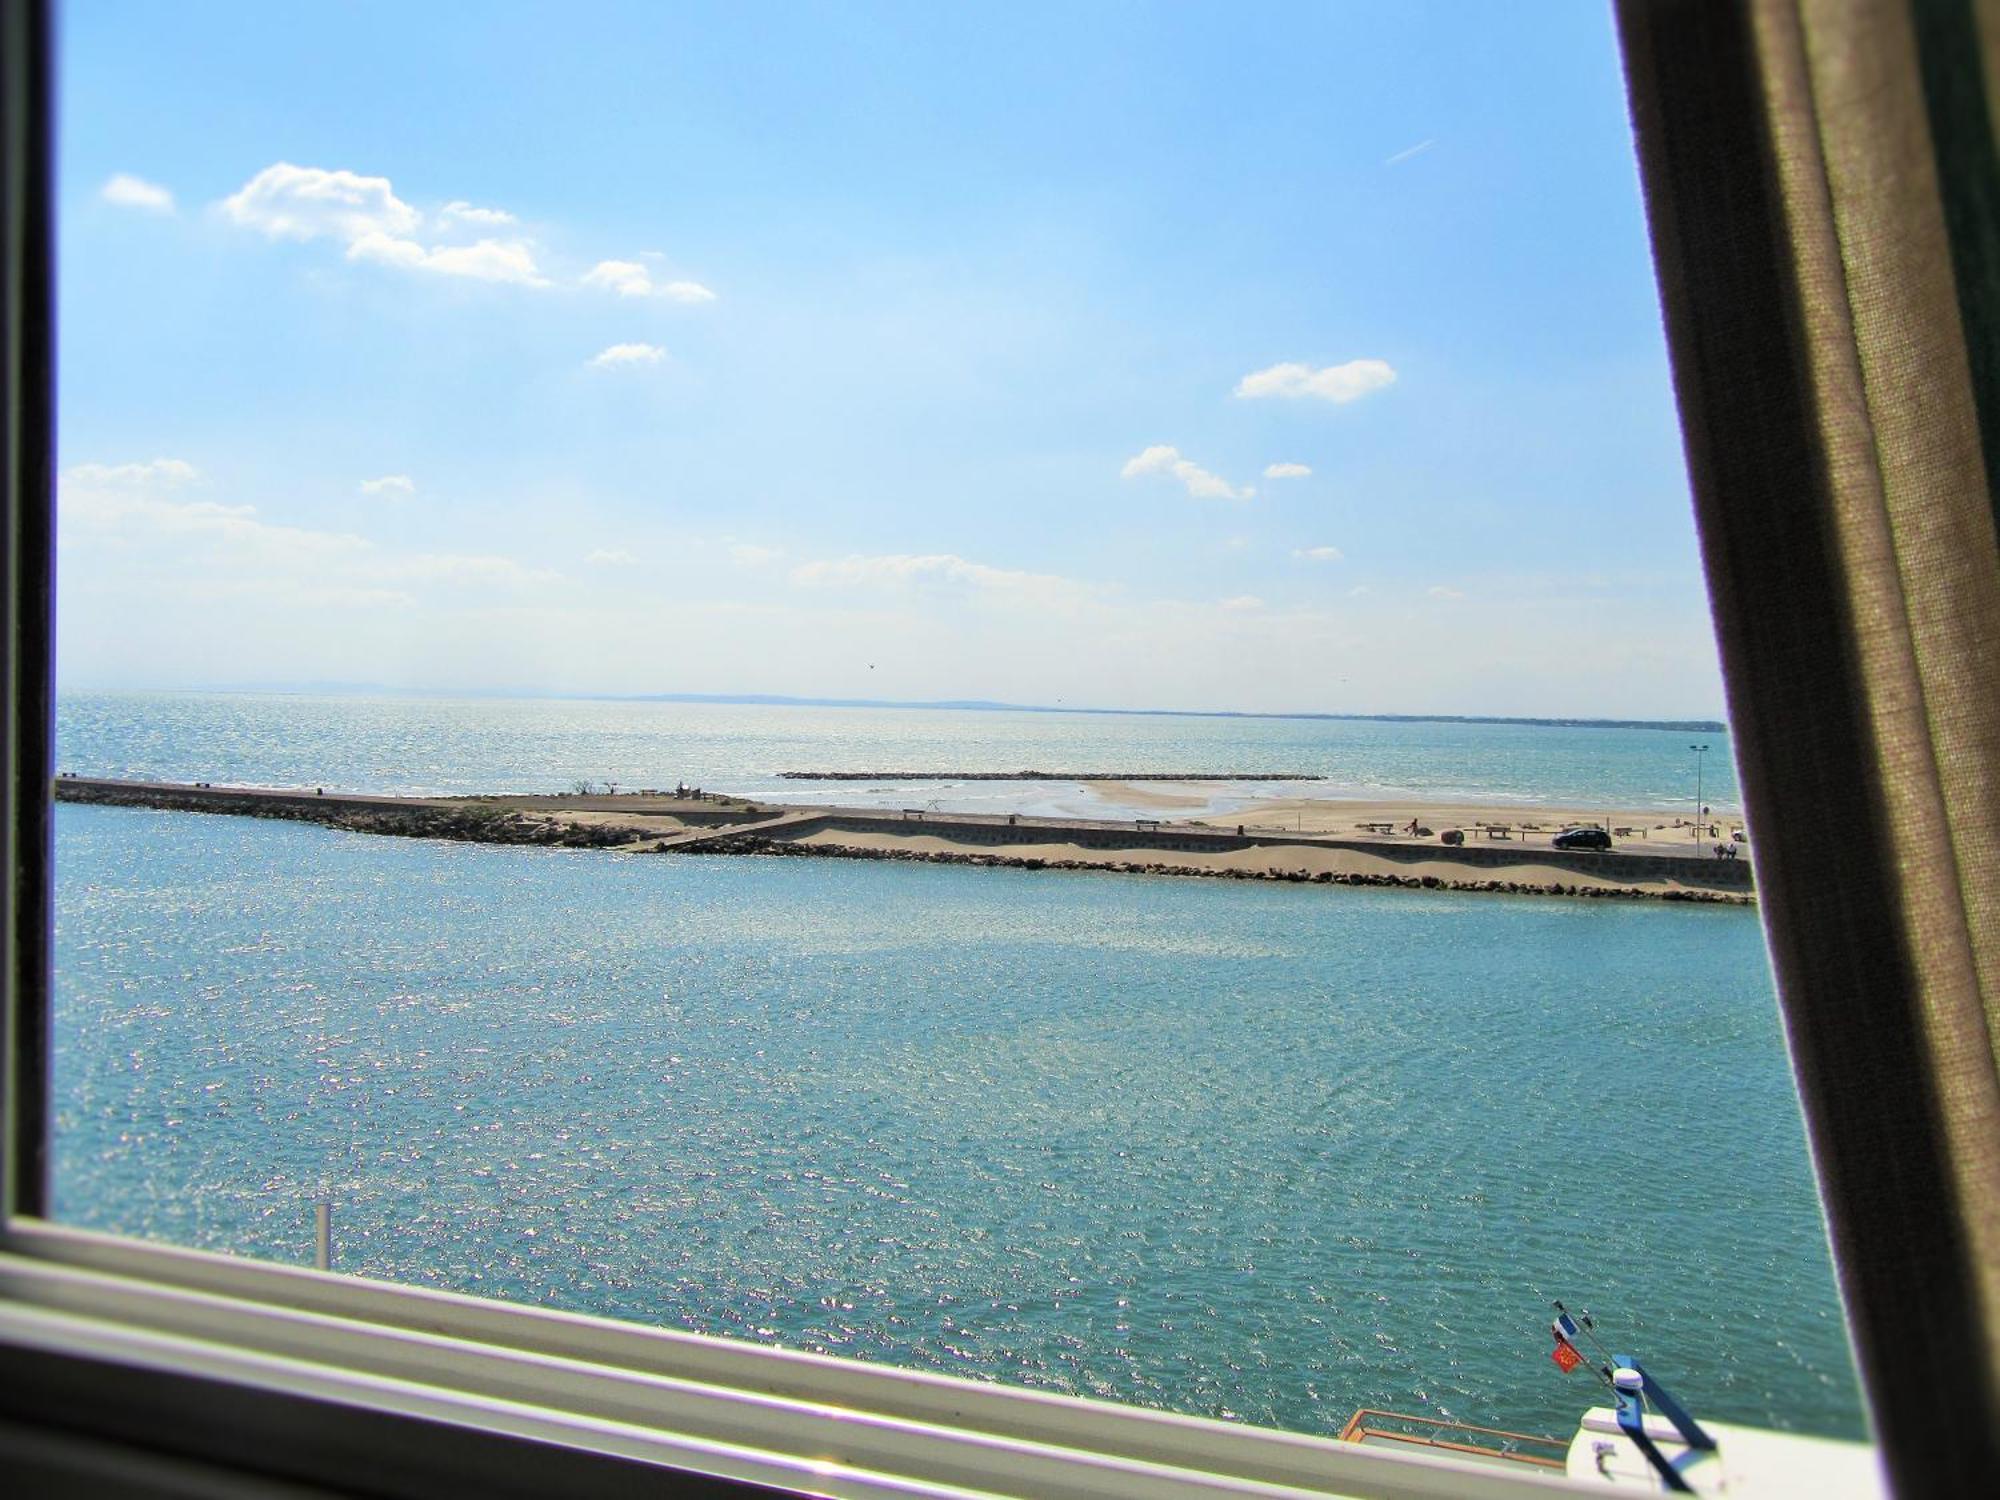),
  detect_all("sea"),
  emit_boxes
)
[51,691,1862,1448]
[55,689,1743,818]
